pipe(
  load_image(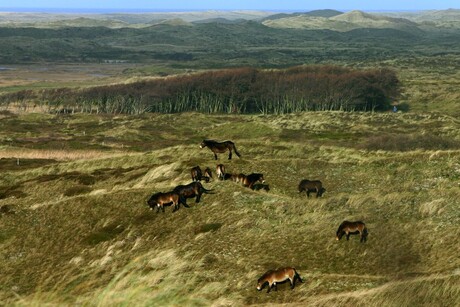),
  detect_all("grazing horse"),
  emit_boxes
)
[191,166,213,182]
[242,173,265,190]
[253,183,270,192]
[336,221,368,243]
[216,164,225,180]
[200,139,241,160]
[298,179,325,198]
[257,267,303,293]
[147,191,186,213]
[191,166,203,182]
[222,173,233,180]
[203,167,212,182]
[173,182,213,205]
[230,173,246,183]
